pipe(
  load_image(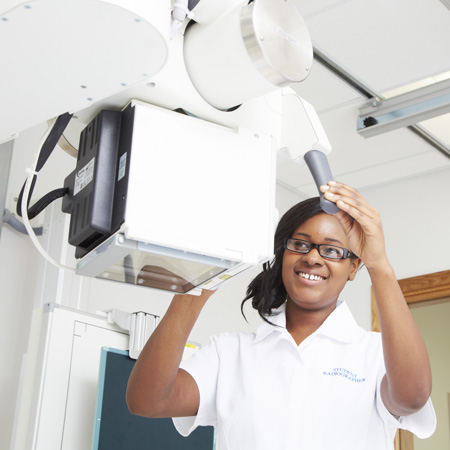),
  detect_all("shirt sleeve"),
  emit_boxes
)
[172,336,220,436]
[375,358,437,439]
